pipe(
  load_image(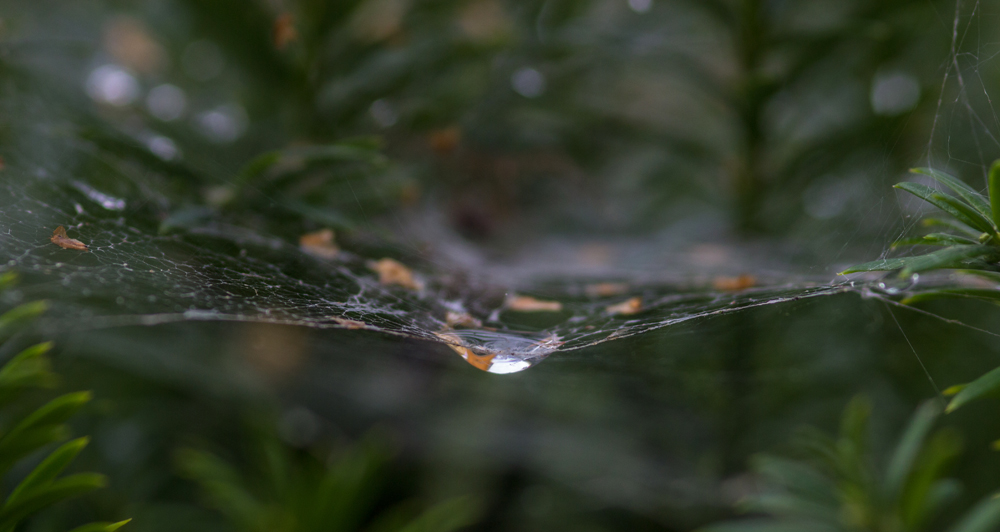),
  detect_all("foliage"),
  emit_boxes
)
[843,163,1000,278]
[0,273,128,532]
[176,425,480,532]
[701,396,1000,532]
